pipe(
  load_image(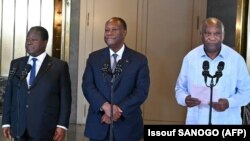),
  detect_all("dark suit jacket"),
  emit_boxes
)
[82,46,150,141]
[2,55,71,139]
